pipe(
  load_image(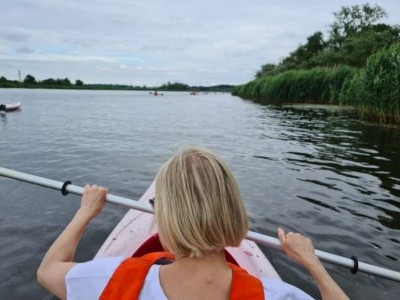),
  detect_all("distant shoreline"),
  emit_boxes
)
[0,86,230,92]
[0,82,234,93]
